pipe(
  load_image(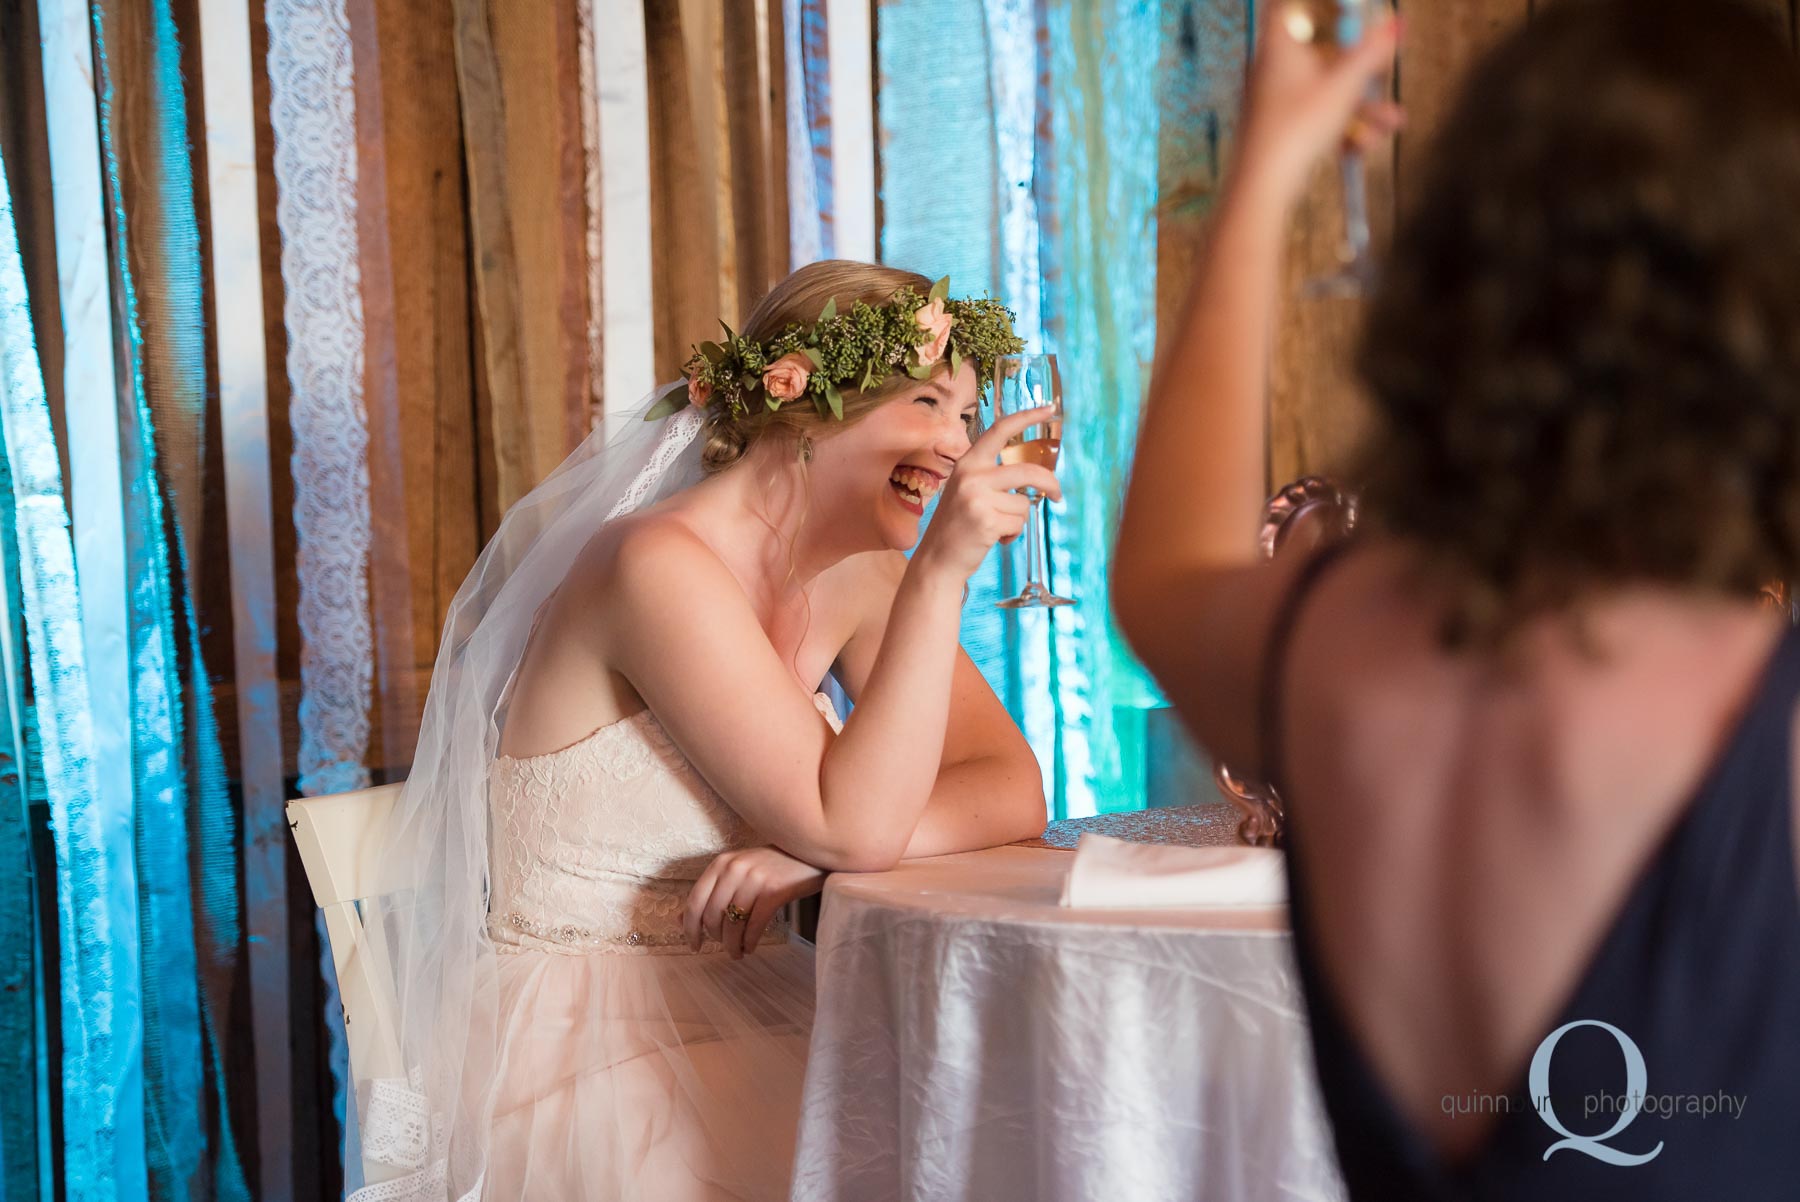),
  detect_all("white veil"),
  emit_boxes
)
[345,385,705,1200]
